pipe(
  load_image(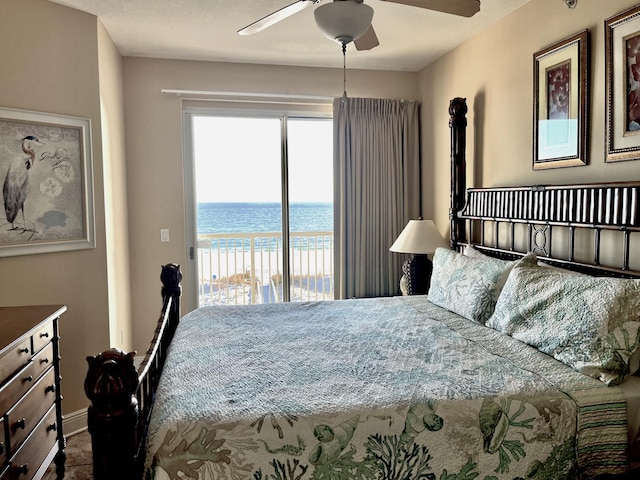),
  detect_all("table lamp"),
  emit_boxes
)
[389,219,448,295]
